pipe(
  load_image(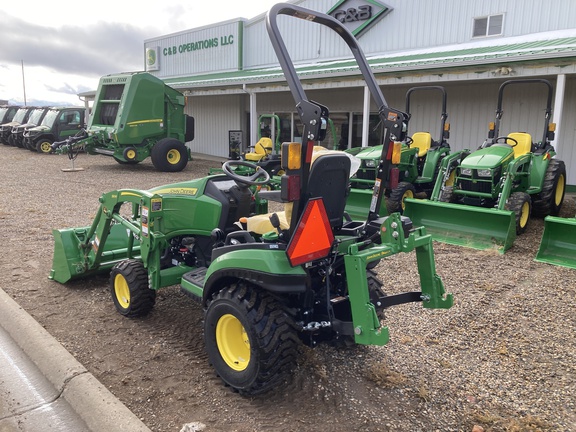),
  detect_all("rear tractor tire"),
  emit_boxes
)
[386,181,416,214]
[204,282,299,396]
[110,259,156,318]
[151,138,188,172]
[505,192,531,235]
[532,159,566,217]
